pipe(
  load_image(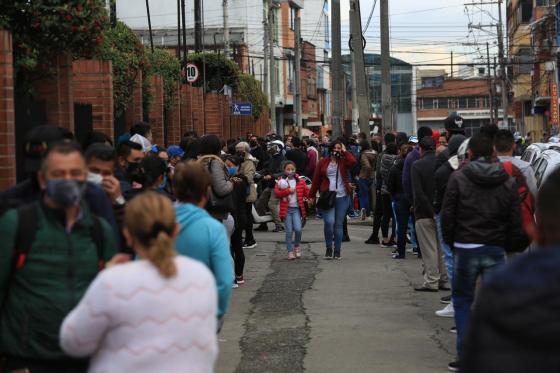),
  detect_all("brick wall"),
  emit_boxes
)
[123,69,143,128]
[182,84,205,136]
[165,81,182,145]
[72,60,114,139]
[149,74,164,145]
[0,30,16,190]
[34,54,74,131]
